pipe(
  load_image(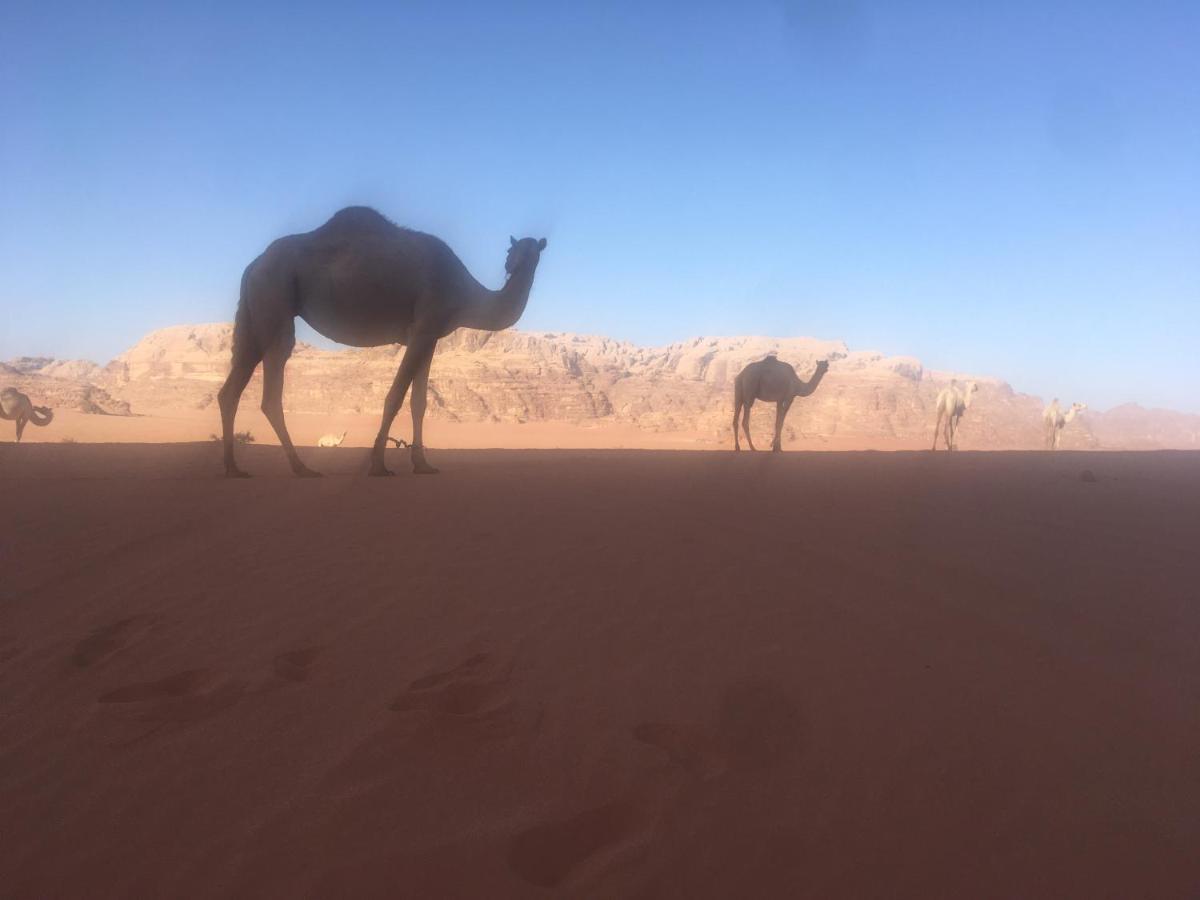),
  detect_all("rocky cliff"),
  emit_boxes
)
[6,323,1196,450]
